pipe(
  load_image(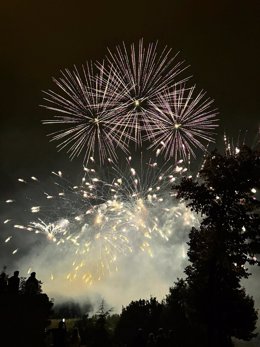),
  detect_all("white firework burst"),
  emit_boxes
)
[41,40,218,165]
[147,85,219,160]
[41,63,130,164]
[98,38,189,144]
